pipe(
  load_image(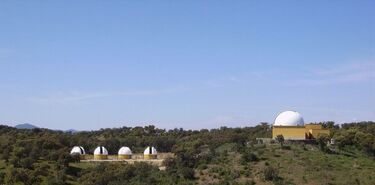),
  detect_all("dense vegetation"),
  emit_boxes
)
[0,121,374,185]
